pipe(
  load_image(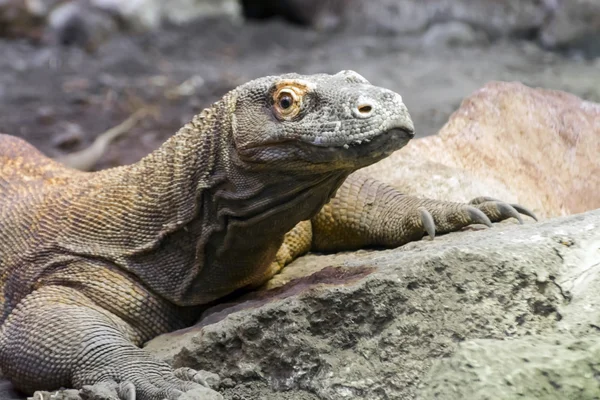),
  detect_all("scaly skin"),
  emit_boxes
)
[0,71,534,400]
